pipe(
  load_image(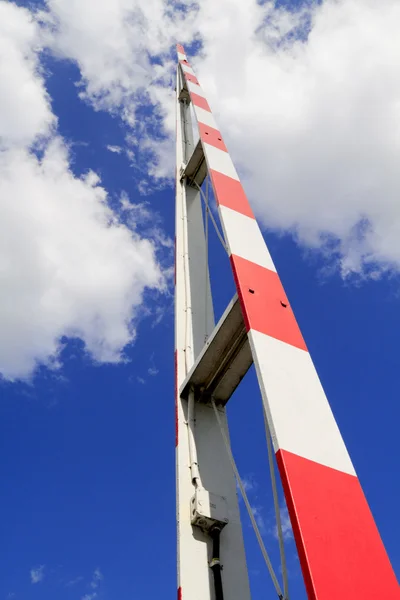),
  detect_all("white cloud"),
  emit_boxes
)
[192,0,400,277]
[90,568,103,589]
[2,0,399,382]
[0,2,54,148]
[37,0,400,277]
[0,1,165,381]
[0,140,163,380]
[82,594,96,600]
[30,565,45,584]
[106,145,123,154]
[38,0,191,178]
[40,0,194,111]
